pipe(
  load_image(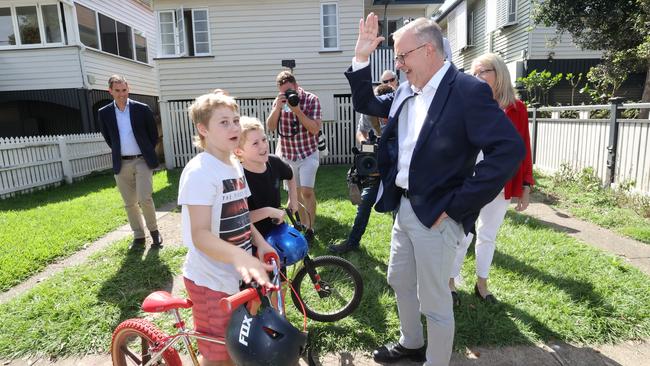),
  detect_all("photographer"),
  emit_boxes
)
[266,71,322,243]
[329,83,394,254]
